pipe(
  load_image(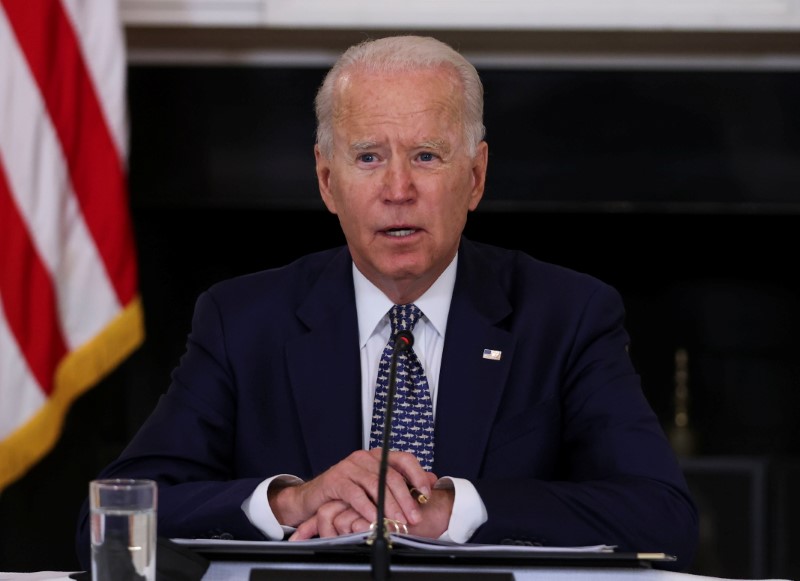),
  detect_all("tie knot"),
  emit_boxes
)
[389,303,422,335]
